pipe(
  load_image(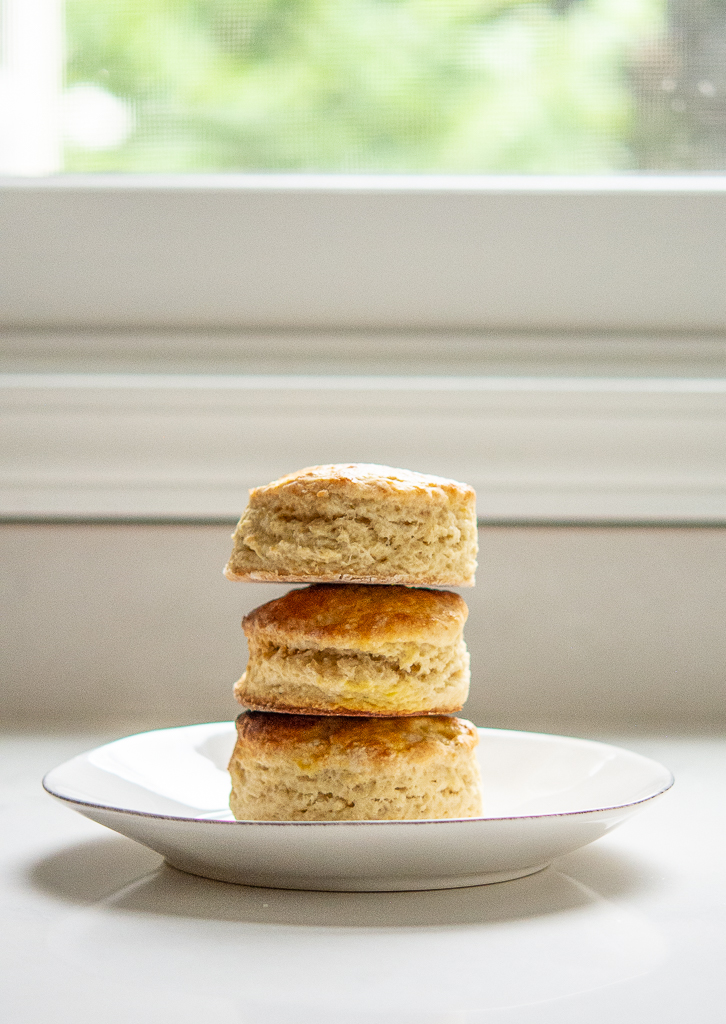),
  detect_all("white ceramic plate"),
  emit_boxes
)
[43,723,673,892]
